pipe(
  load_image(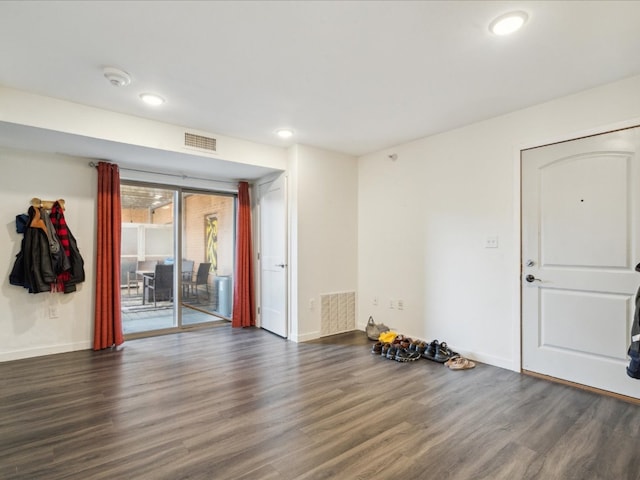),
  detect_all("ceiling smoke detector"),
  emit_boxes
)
[103,67,131,87]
